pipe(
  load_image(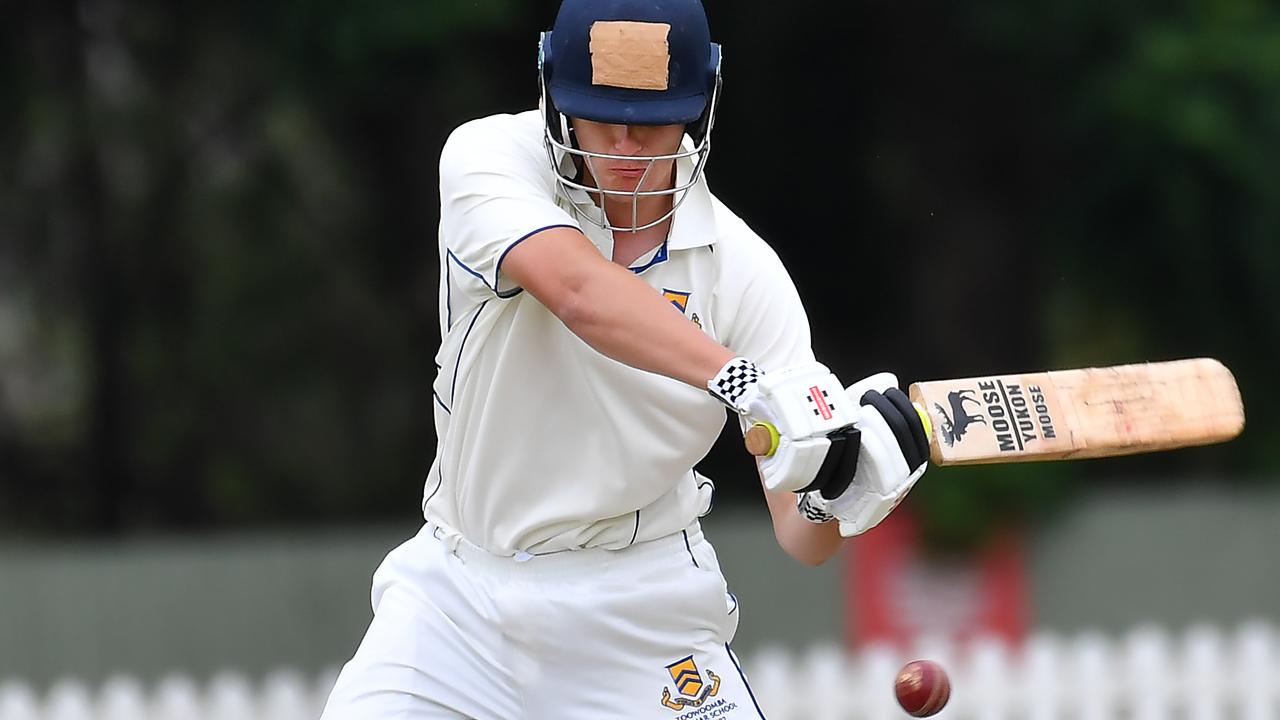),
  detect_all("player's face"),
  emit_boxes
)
[570,118,686,194]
